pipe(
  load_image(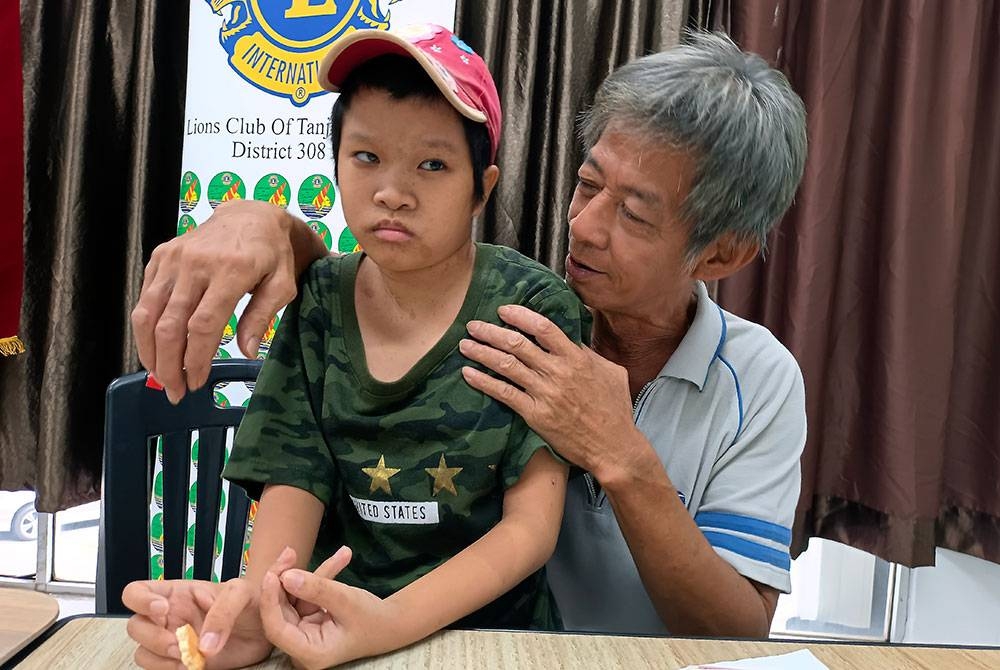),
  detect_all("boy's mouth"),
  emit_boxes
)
[373,220,414,242]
